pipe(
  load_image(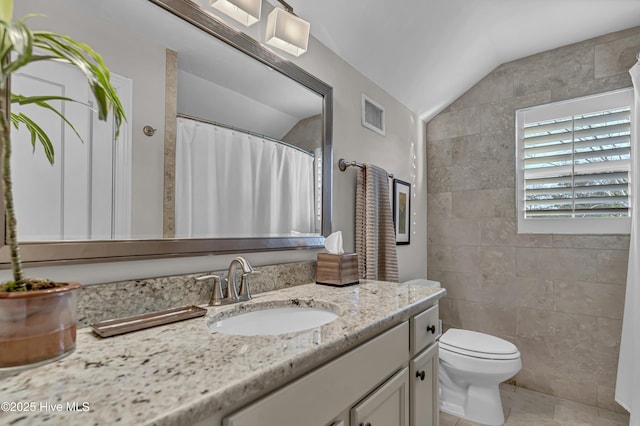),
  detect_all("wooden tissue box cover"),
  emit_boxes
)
[316,253,359,286]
